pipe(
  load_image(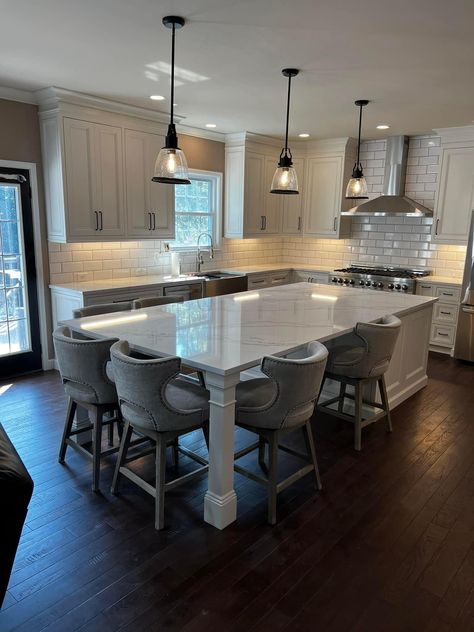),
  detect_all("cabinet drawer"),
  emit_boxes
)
[269,271,291,285]
[247,275,269,289]
[433,302,459,324]
[417,283,434,297]
[435,286,461,303]
[430,323,456,347]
